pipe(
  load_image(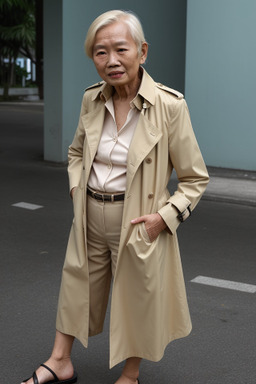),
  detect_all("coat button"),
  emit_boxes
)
[148,193,154,199]
[146,157,152,164]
